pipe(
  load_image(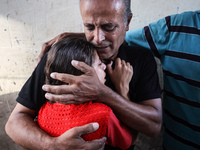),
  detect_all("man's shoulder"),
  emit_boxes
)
[121,44,153,57]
